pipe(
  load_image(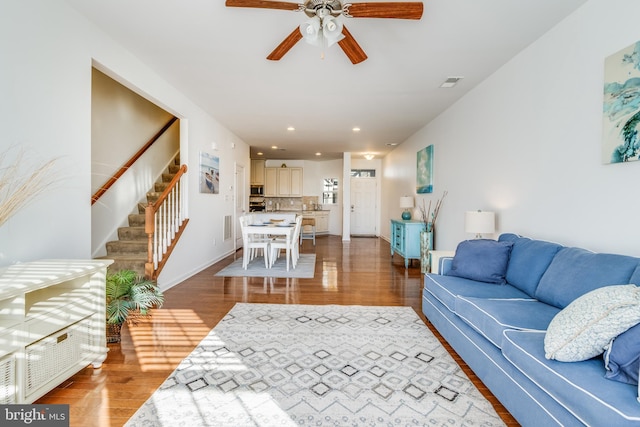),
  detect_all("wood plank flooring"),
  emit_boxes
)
[37,235,519,426]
